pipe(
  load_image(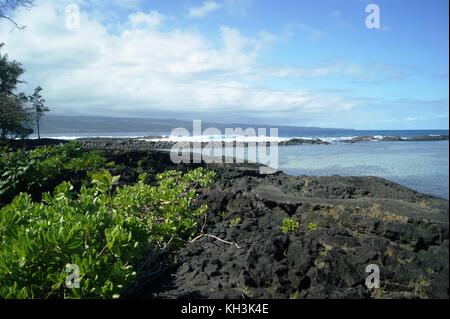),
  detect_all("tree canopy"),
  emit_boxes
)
[30,86,49,139]
[0,44,34,140]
